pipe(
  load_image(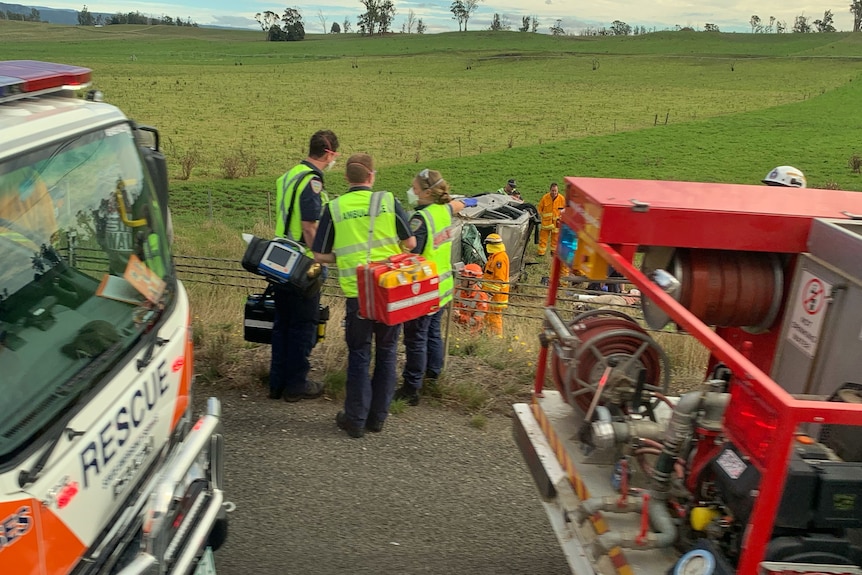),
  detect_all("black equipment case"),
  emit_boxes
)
[244,287,276,344]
